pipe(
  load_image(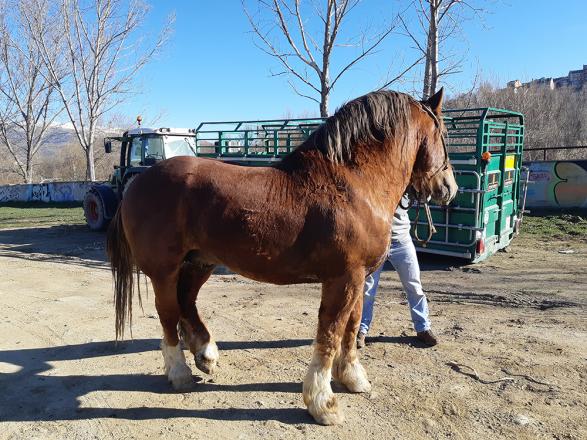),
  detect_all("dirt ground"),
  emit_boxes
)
[0,224,585,440]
